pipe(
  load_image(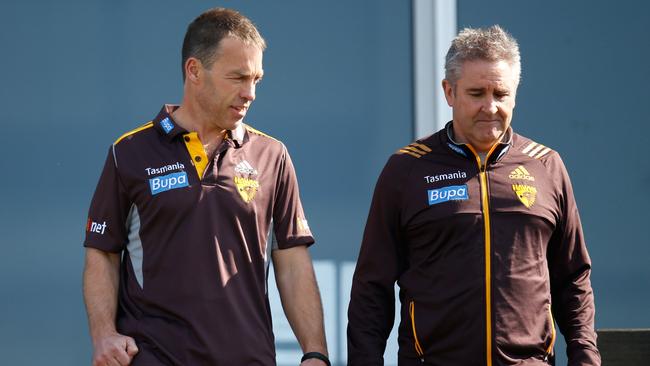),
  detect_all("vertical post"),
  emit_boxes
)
[413,0,457,139]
